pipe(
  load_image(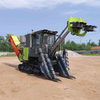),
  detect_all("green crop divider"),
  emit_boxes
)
[68,16,87,37]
